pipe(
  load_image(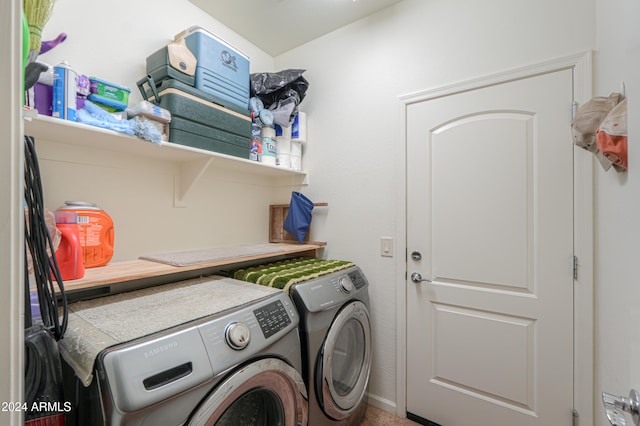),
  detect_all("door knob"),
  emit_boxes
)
[410,272,431,283]
[603,389,640,425]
